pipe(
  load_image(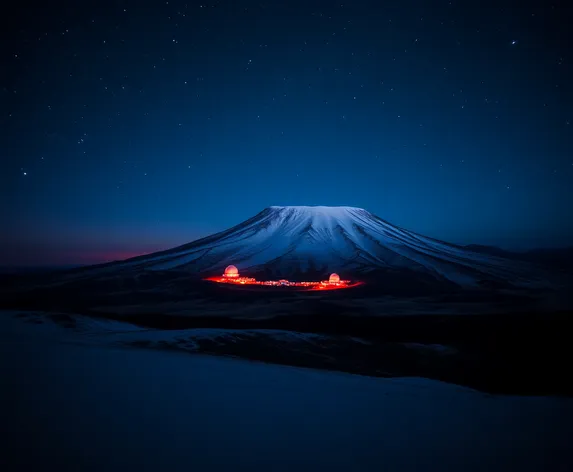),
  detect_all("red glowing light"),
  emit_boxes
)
[223,265,239,278]
[205,267,362,291]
